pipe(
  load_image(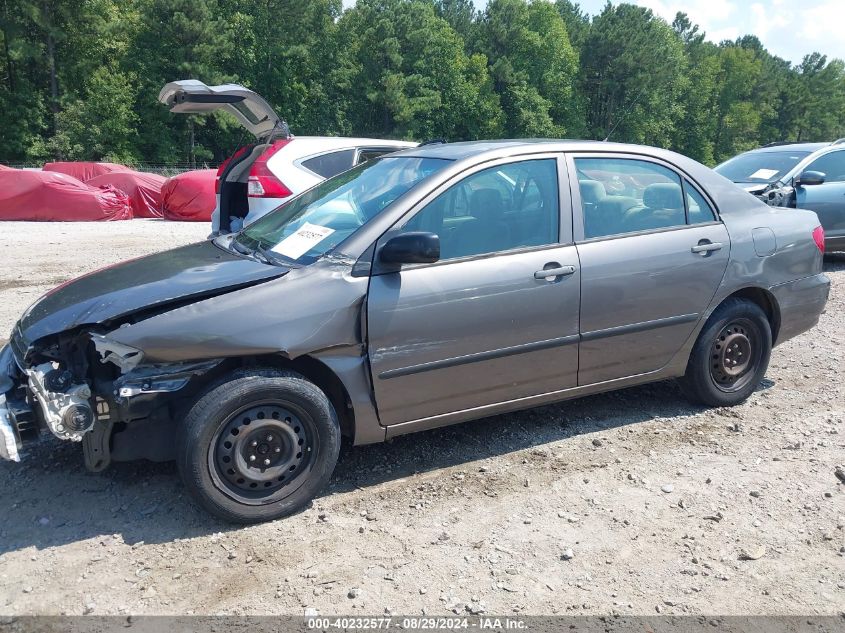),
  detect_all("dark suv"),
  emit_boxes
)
[715,140,845,252]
